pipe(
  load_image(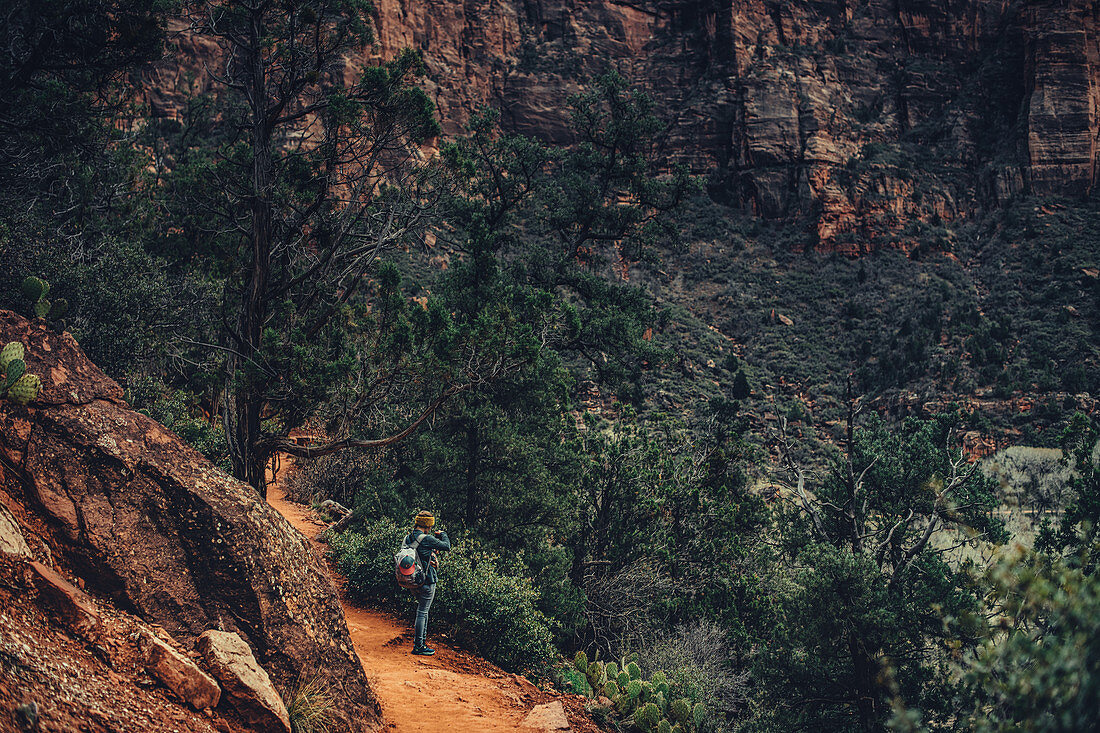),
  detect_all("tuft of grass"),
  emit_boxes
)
[286,674,337,733]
